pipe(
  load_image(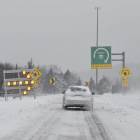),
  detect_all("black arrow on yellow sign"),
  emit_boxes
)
[50,78,55,85]
[84,82,89,87]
